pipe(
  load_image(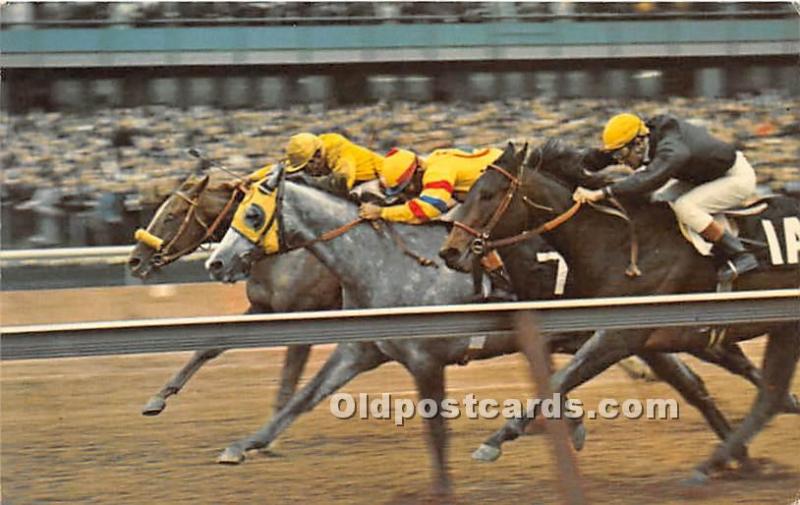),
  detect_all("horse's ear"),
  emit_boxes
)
[519,142,528,157]
[515,143,528,175]
[524,145,542,172]
[191,174,211,195]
